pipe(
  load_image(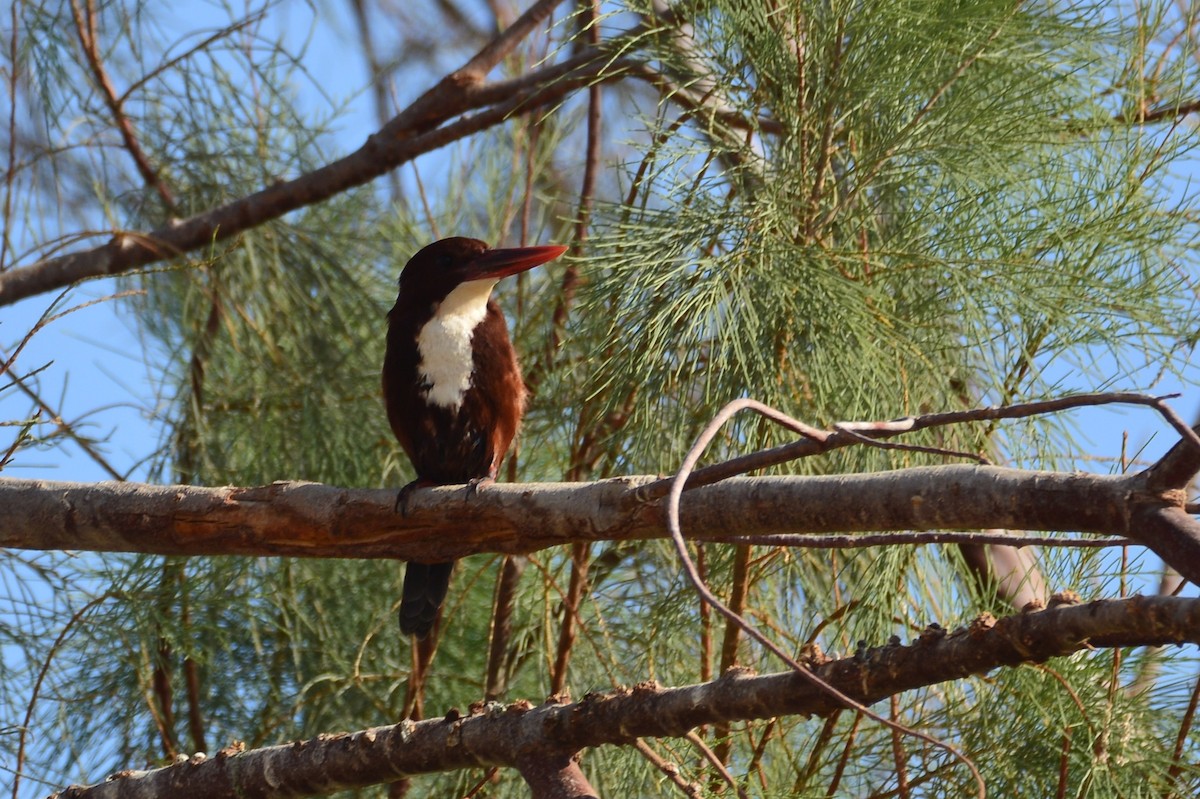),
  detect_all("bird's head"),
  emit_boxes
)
[398,237,568,308]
